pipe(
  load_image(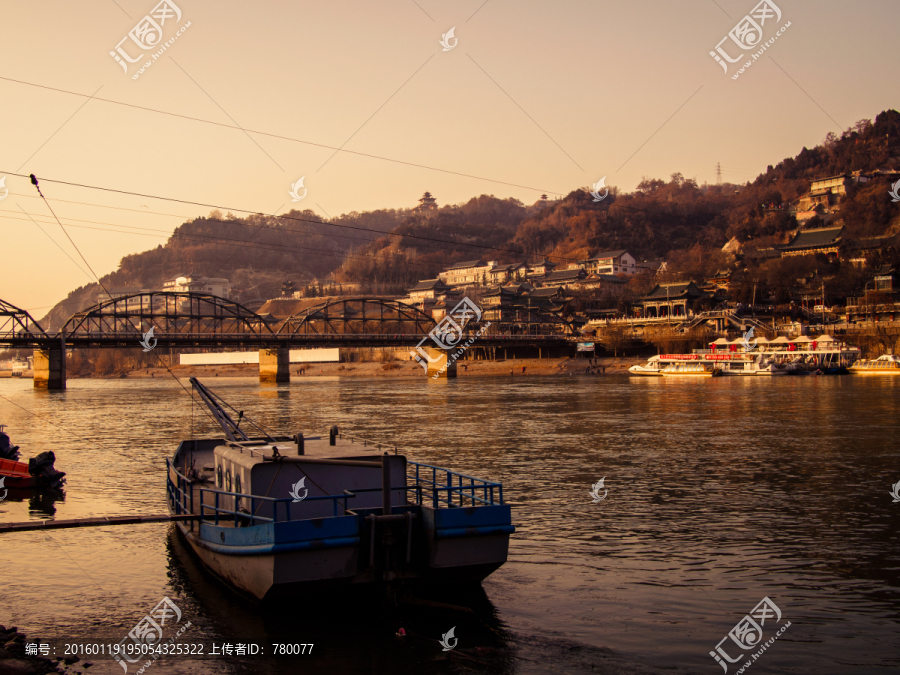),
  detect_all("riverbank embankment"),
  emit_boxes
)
[71,356,638,380]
